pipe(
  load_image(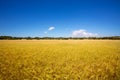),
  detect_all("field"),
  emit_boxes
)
[0,40,120,80]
